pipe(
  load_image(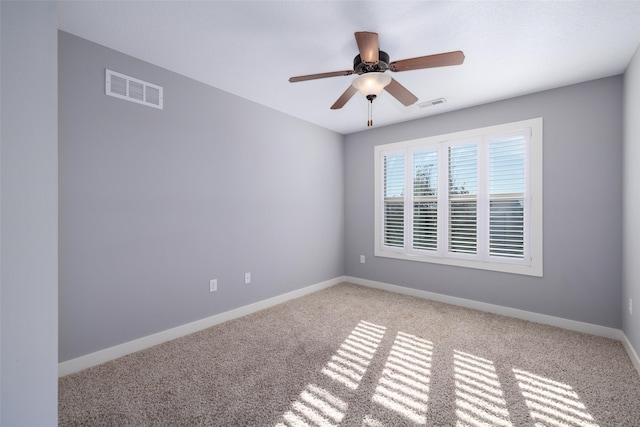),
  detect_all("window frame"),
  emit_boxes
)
[374,118,543,277]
